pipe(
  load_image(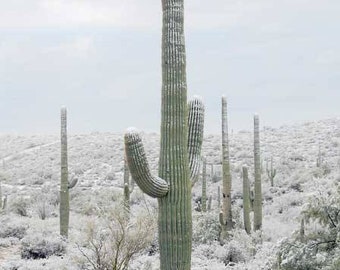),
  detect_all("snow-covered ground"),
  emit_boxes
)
[0,118,339,269]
